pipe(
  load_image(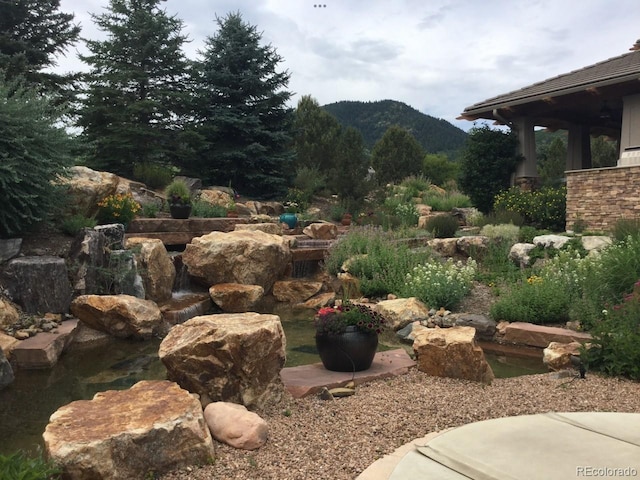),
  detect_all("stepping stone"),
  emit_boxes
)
[12,319,79,369]
[504,322,591,348]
